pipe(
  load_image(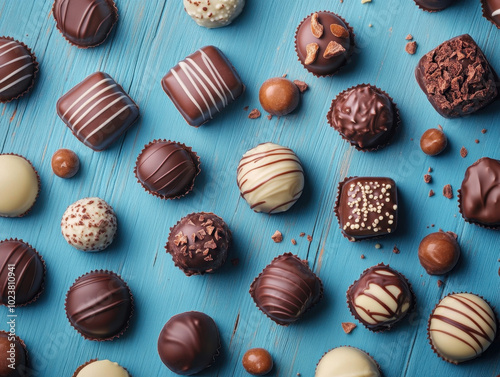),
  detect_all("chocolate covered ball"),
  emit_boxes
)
[259,78,300,116]
[420,128,447,156]
[242,348,273,376]
[418,231,460,275]
[51,149,80,178]
[0,331,28,377]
